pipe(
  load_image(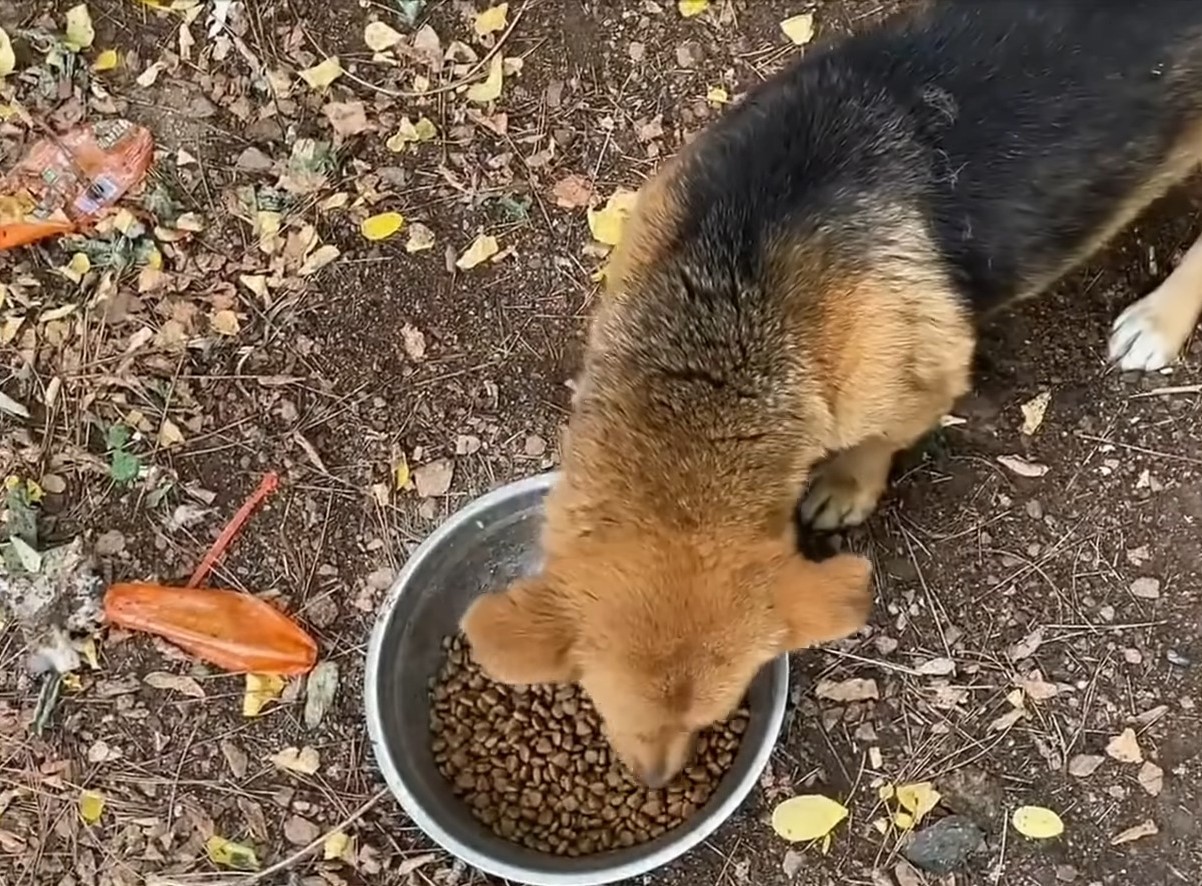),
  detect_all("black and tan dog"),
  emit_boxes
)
[463,1,1202,786]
